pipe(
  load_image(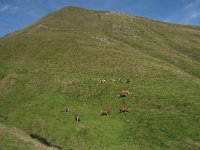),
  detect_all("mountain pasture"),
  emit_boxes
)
[0,7,200,150]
